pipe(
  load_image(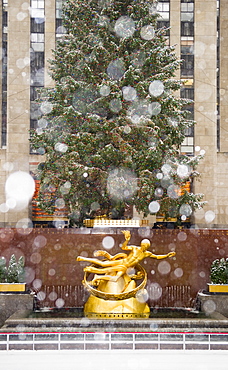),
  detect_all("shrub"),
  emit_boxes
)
[0,254,25,283]
[0,257,7,282]
[210,258,228,284]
